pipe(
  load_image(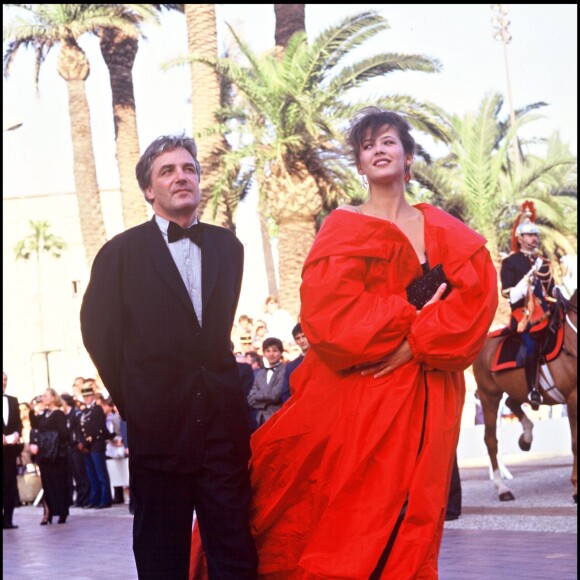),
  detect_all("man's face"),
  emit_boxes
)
[293,332,310,354]
[145,147,200,222]
[263,346,282,366]
[520,233,539,254]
